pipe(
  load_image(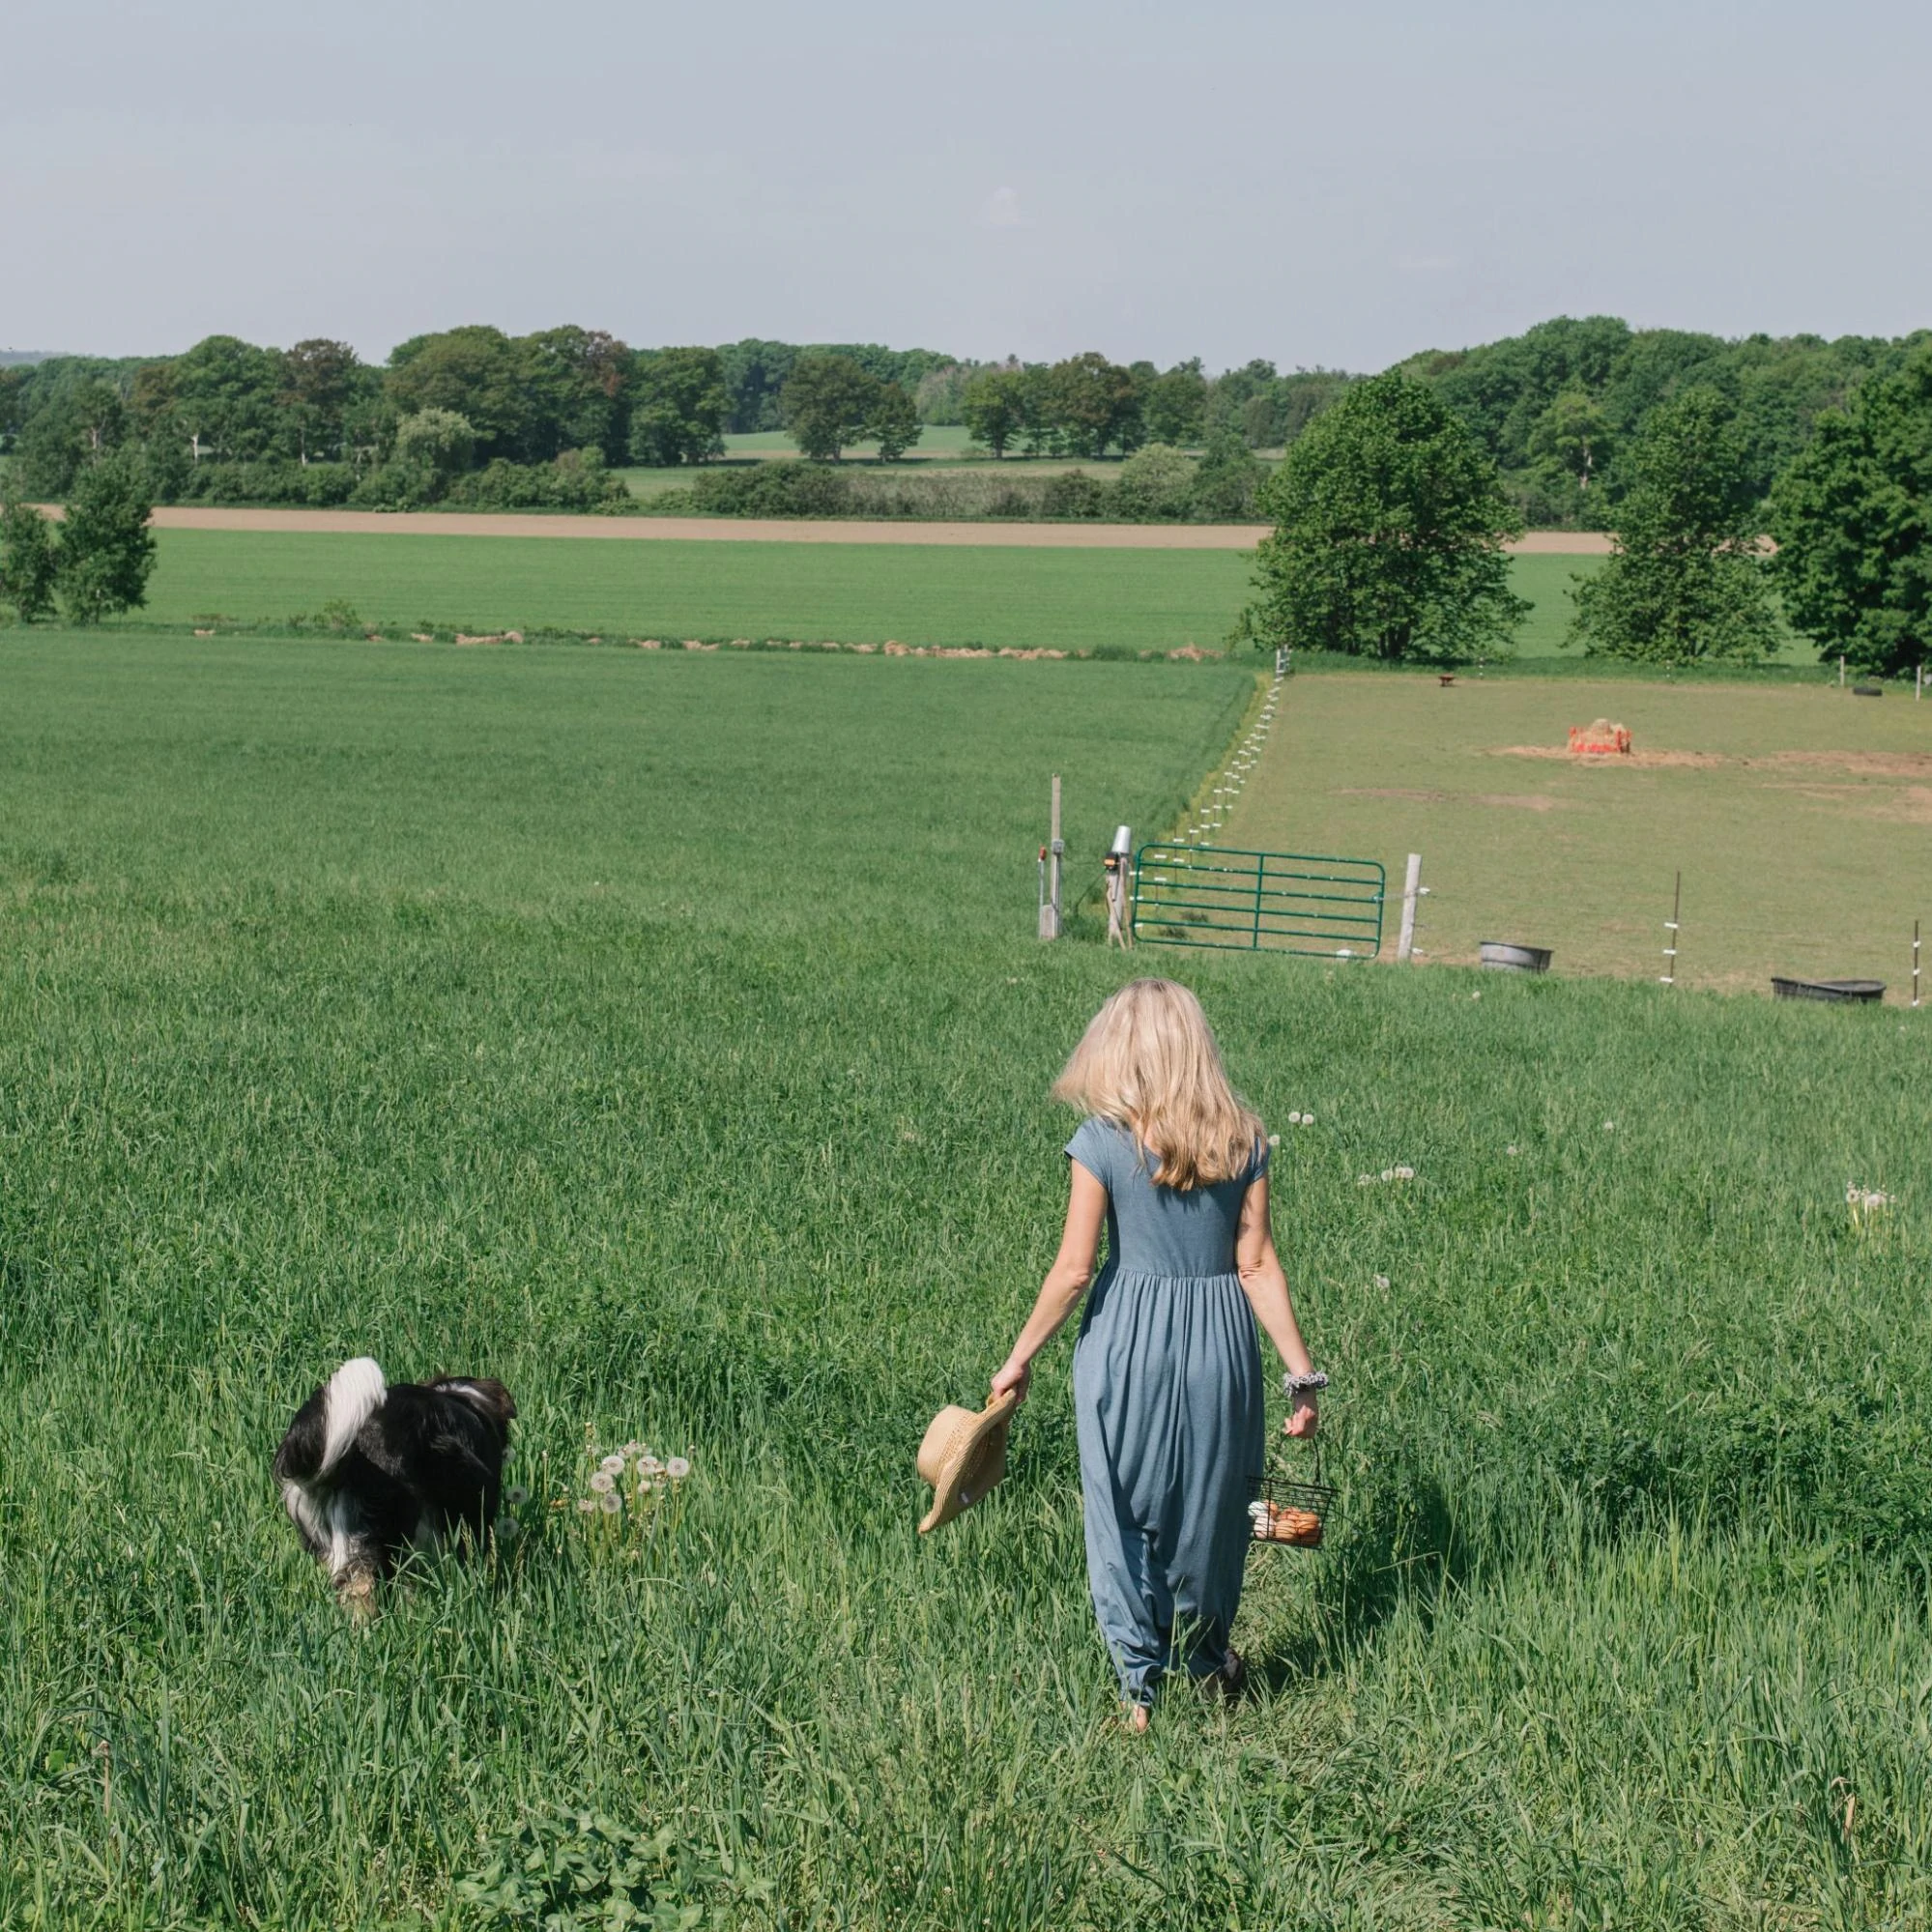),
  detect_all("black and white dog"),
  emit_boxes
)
[274,1358,516,1612]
